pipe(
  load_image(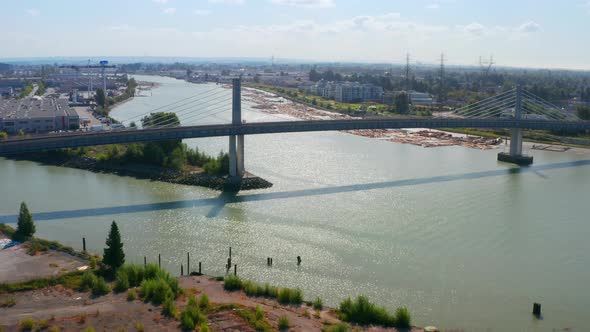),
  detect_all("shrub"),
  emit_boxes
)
[83,327,96,332]
[255,305,264,321]
[278,315,290,330]
[277,288,290,304]
[162,298,177,317]
[394,306,411,328]
[25,241,48,255]
[0,297,16,307]
[180,313,195,330]
[188,295,198,307]
[134,322,144,332]
[119,265,144,287]
[36,319,50,330]
[223,275,242,291]
[114,270,130,293]
[91,277,110,296]
[80,271,98,291]
[180,305,206,330]
[278,287,300,304]
[338,296,395,327]
[48,327,60,332]
[127,289,137,301]
[199,323,210,332]
[199,293,210,311]
[140,279,173,305]
[89,256,98,269]
[264,283,278,298]
[19,318,35,331]
[313,297,323,310]
[289,288,303,305]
